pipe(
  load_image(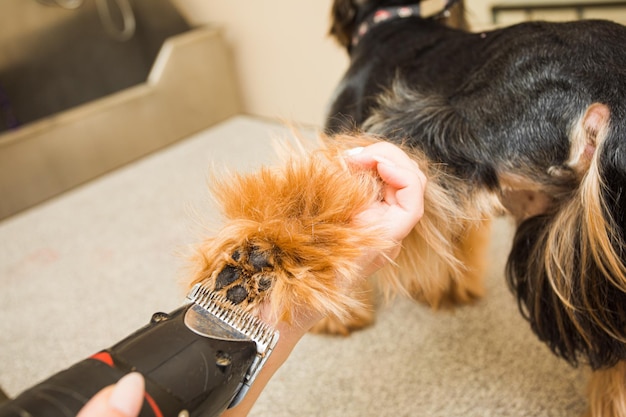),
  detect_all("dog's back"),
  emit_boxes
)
[328,13,626,183]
